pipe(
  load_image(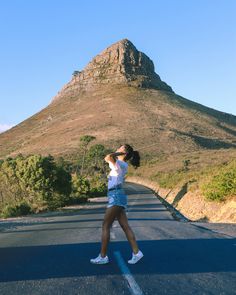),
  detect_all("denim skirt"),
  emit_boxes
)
[107,187,127,209]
